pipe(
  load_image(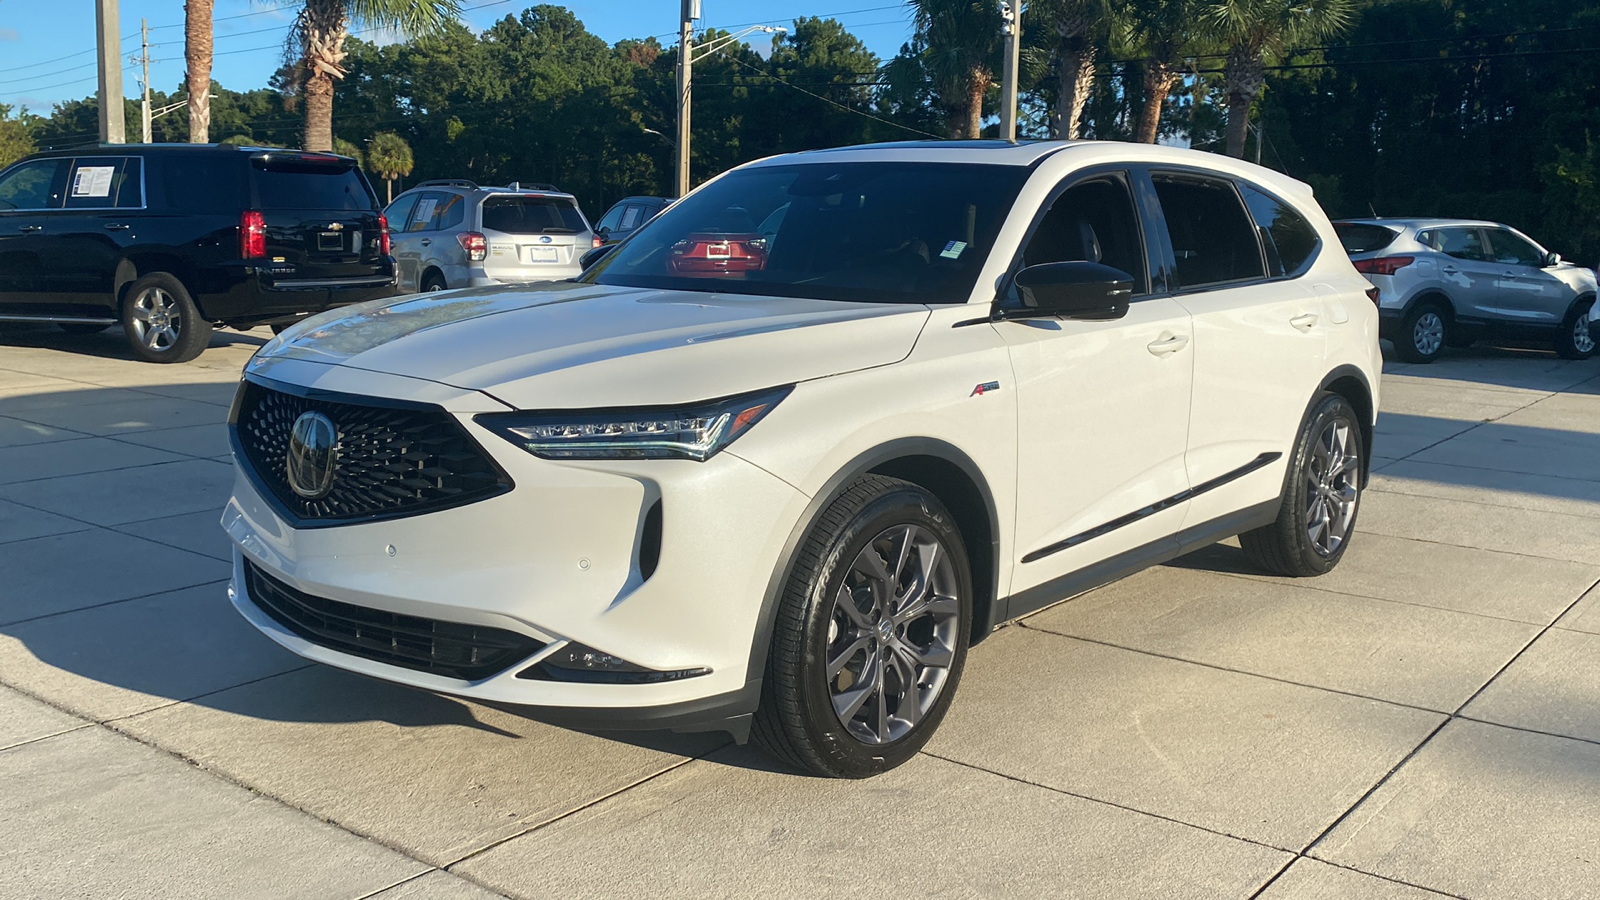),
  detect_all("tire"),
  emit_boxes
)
[1554,301,1596,360]
[270,323,293,335]
[120,272,213,363]
[1395,301,1448,363]
[1240,392,1364,577]
[752,475,973,778]
[421,272,447,292]
[57,323,110,335]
